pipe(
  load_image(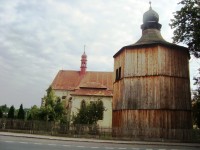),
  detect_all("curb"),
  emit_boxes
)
[0,132,200,148]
